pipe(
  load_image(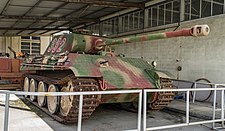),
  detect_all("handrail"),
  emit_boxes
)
[143,85,225,131]
[1,90,142,131]
[0,90,142,96]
